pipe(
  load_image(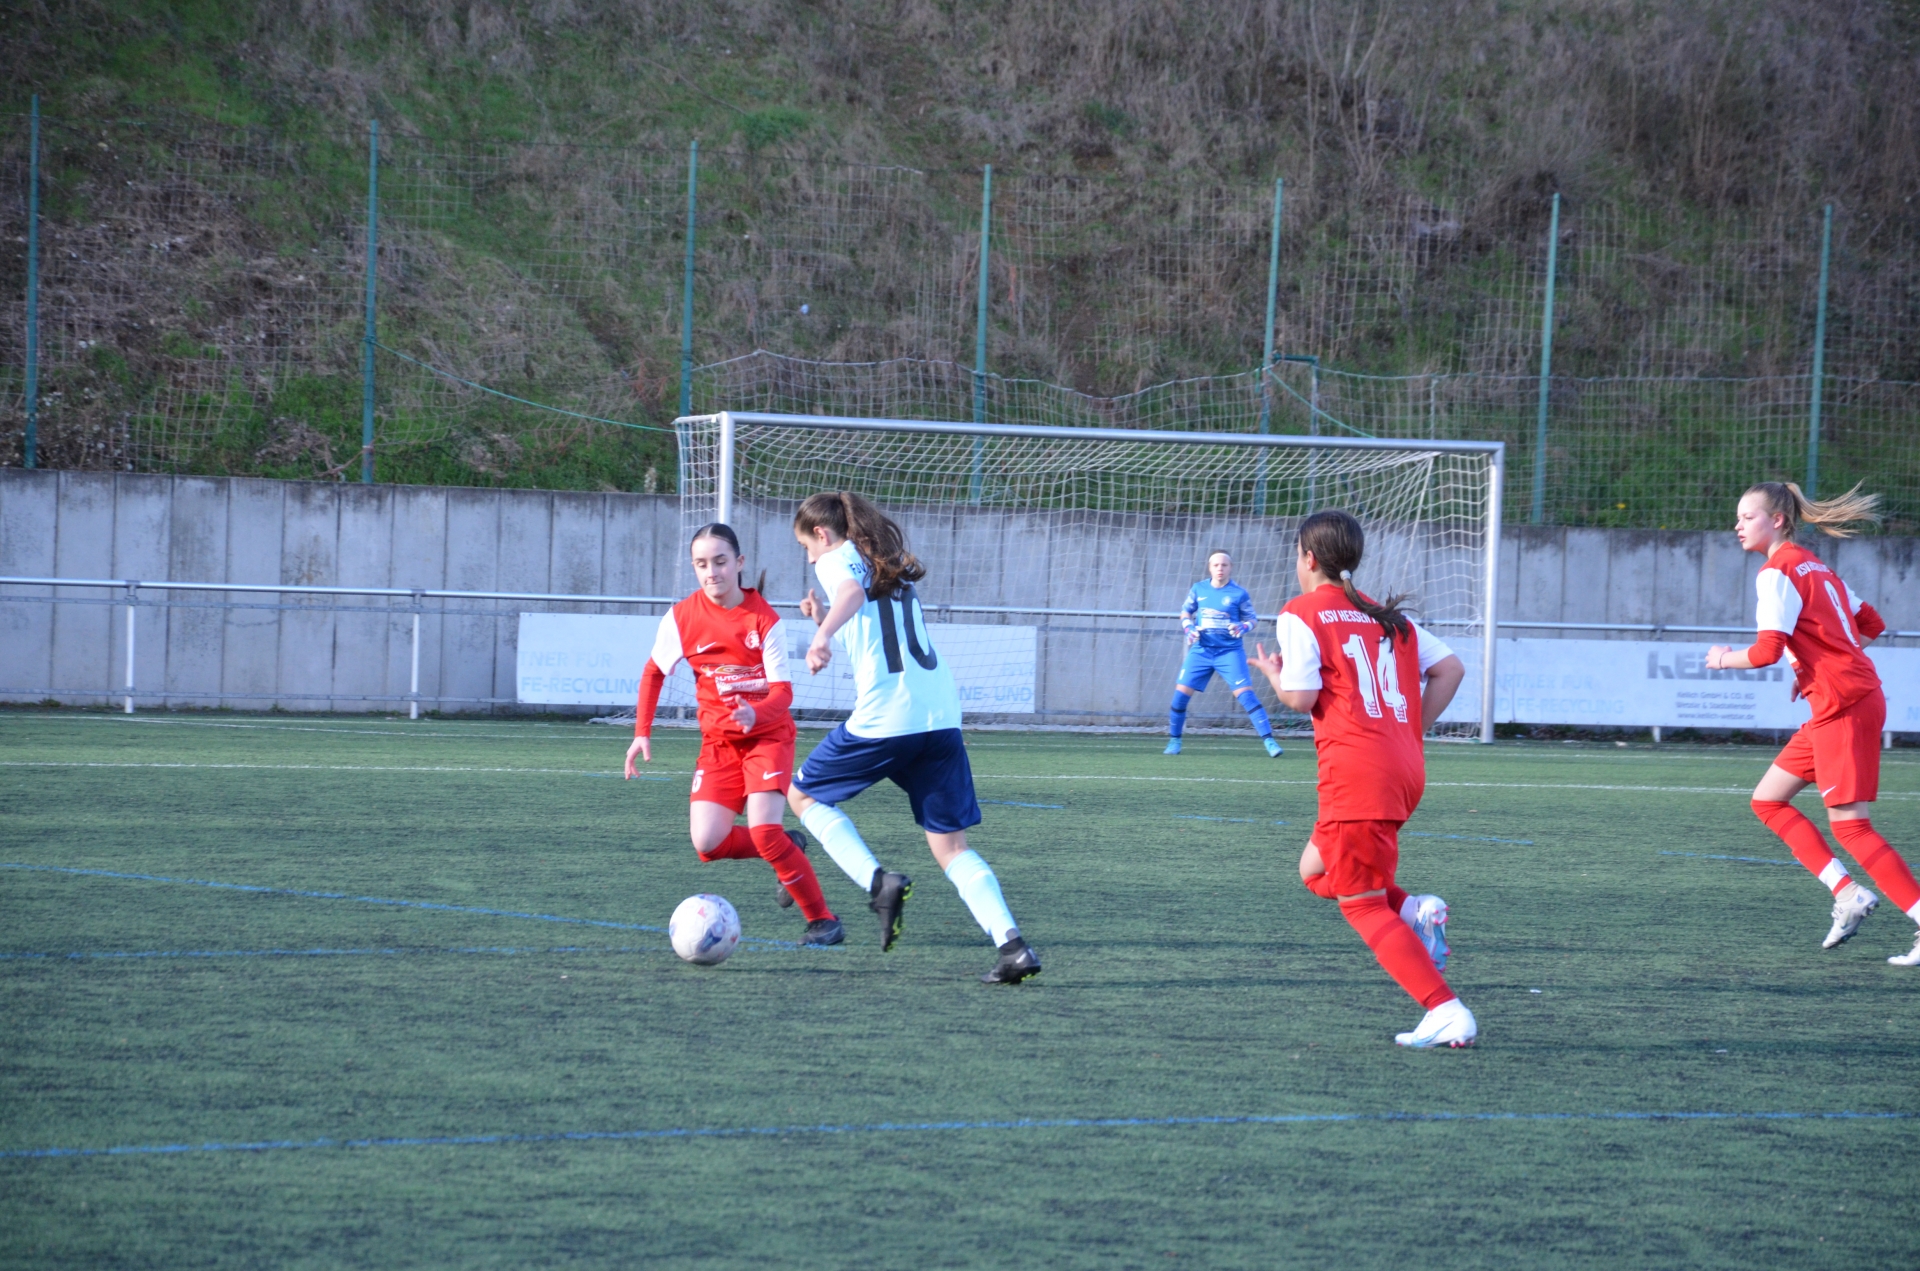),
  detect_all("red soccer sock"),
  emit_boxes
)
[750,824,833,922]
[697,825,760,862]
[1832,820,1920,913]
[1340,895,1455,1010]
[1753,800,1850,895]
